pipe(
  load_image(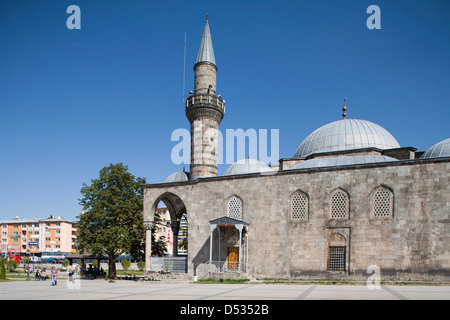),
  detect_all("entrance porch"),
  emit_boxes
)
[208,216,250,276]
